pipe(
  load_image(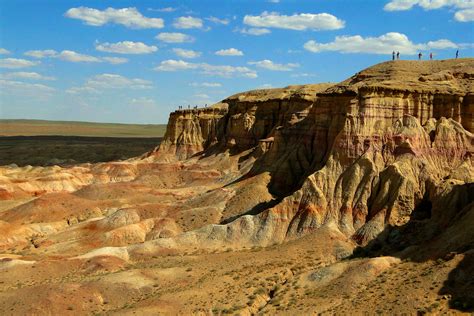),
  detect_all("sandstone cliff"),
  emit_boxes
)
[145,58,473,250]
